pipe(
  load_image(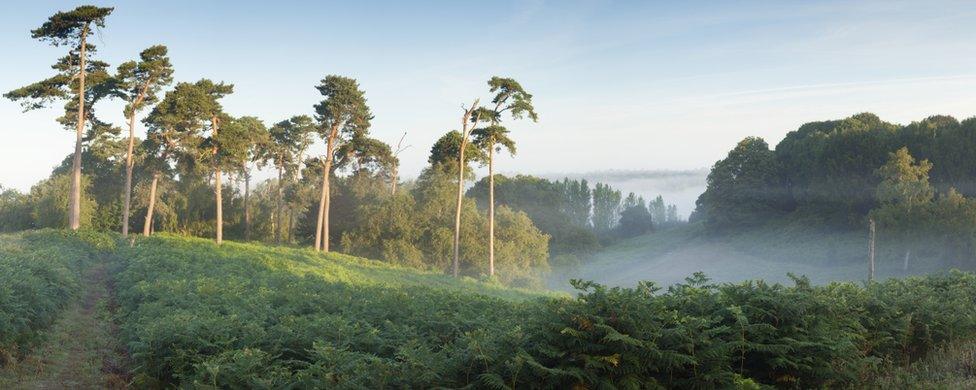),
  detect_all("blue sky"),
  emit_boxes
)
[3,0,976,191]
